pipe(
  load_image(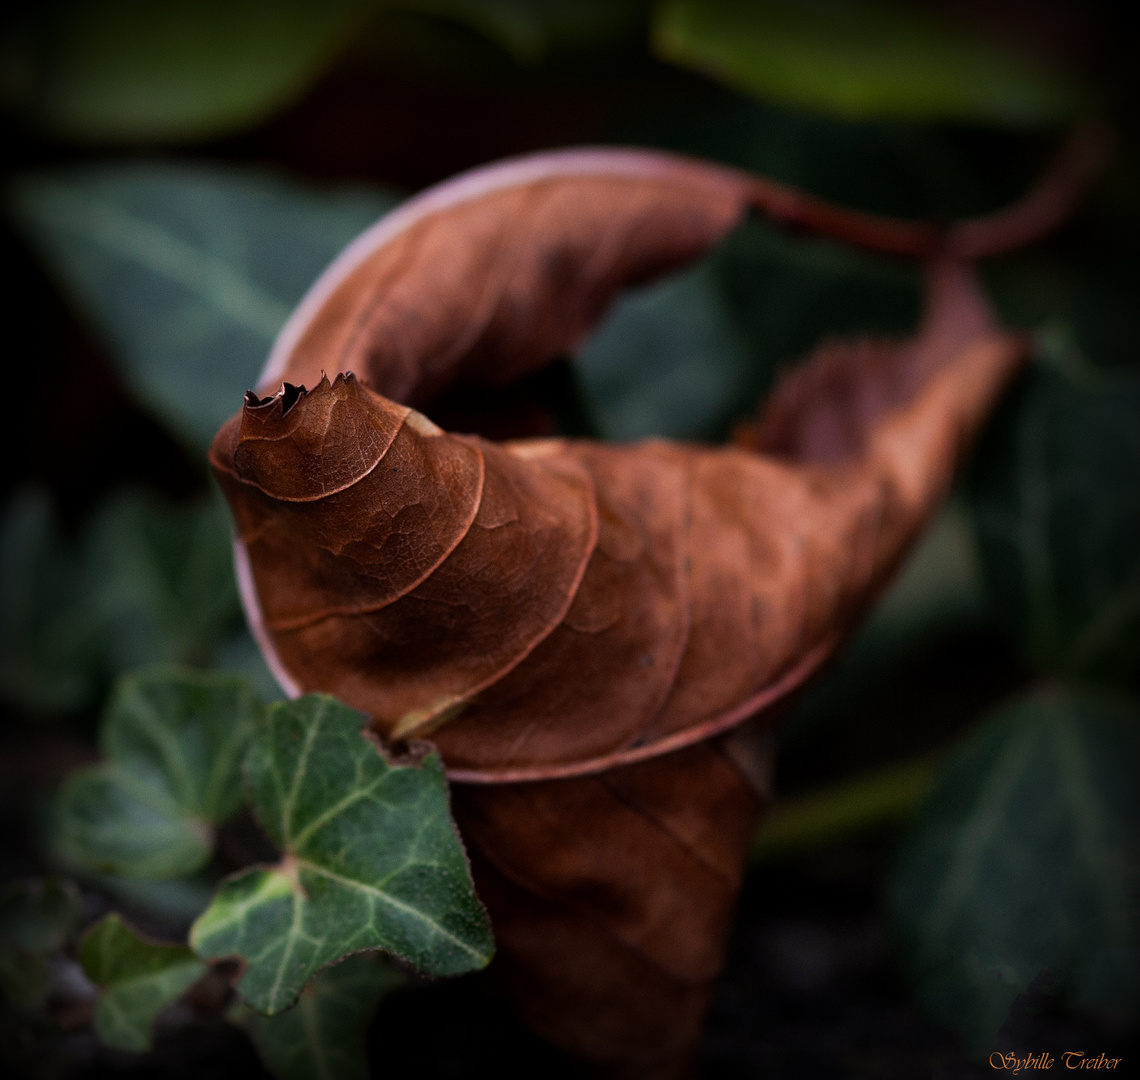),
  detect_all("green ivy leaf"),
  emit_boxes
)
[889,690,1140,1052]
[652,0,1081,126]
[968,343,1140,684]
[6,164,399,449]
[190,695,493,1014]
[1,0,373,143]
[52,667,262,879]
[80,913,207,1052]
[0,878,82,1010]
[245,953,402,1080]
